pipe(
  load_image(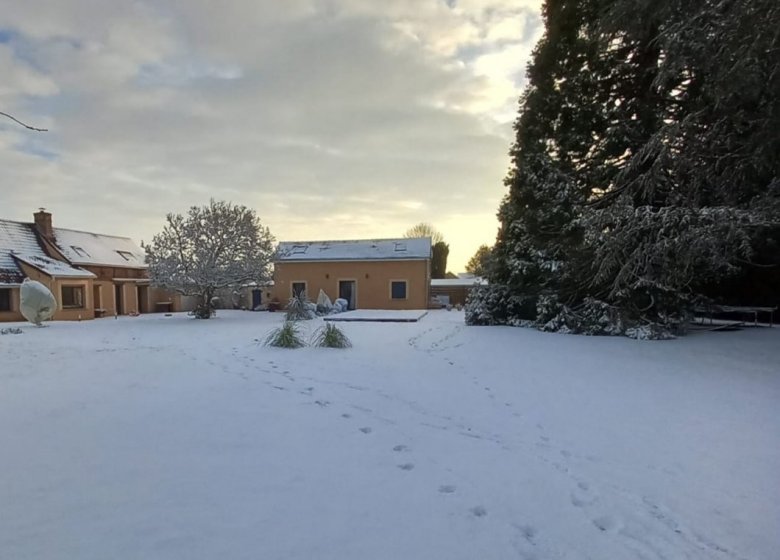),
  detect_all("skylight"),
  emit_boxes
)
[71,245,90,258]
[116,250,135,261]
[291,245,309,255]
[394,242,407,252]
